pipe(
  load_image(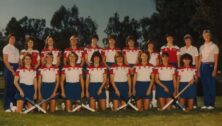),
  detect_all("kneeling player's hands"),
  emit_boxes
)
[115,89,120,97]
[61,92,66,98]
[97,88,102,95]
[146,89,151,96]
[163,86,169,93]
[86,91,89,98]
[33,92,37,100]
[81,91,84,98]
[19,90,24,98]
